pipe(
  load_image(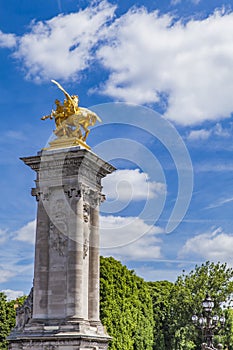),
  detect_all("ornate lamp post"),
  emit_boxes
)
[192,294,225,350]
